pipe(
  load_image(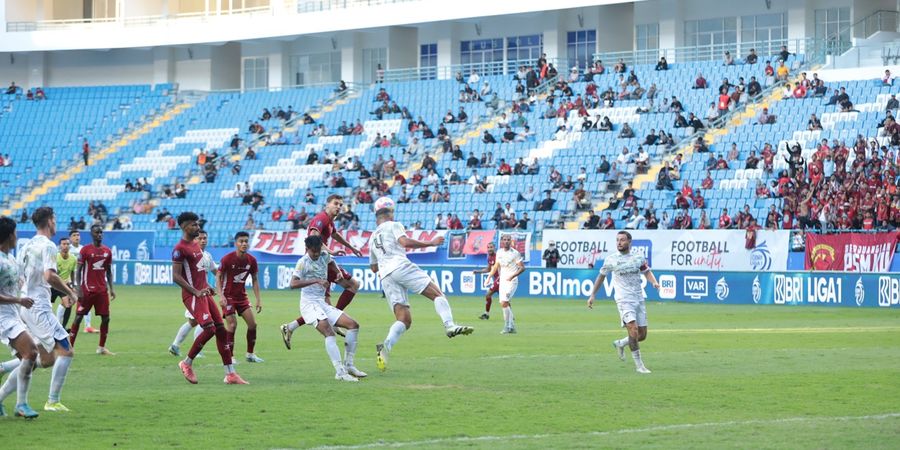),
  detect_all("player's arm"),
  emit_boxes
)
[507,260,525,282]
[643,269,660,290]
[251,272,262,313]
[369,244,379,273]
[0,292,33,308]
[398,234,444,249]
[173,261,206,297]
[46,268,76,307]
[105,262,116,301]
[487,261,500,279]
[331,232,362,257]
[289,275,328,290]
[587,272,607,309]
[74,260,84,300]
[215,268,226,308]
